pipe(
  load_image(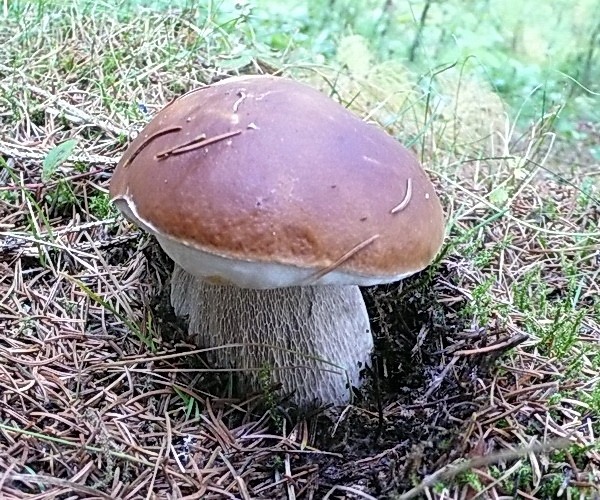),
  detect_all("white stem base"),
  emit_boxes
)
[170,265,373,407]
